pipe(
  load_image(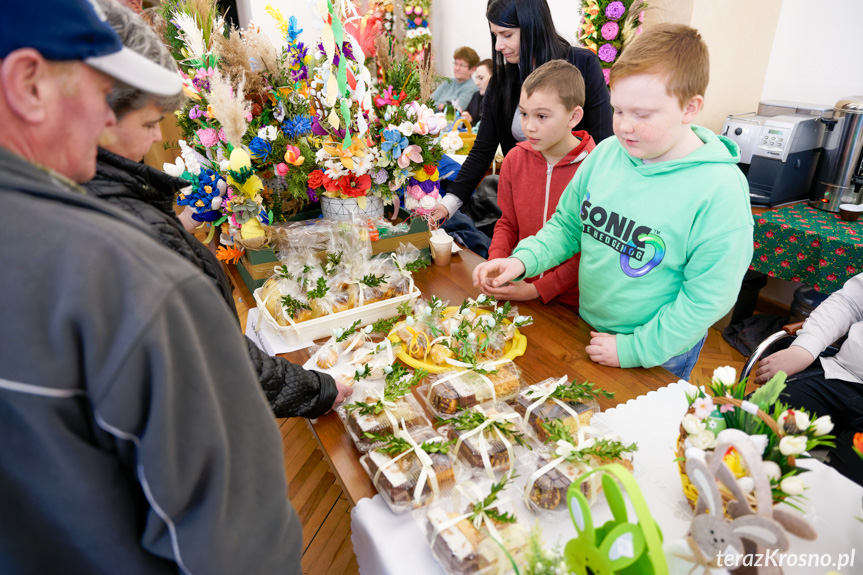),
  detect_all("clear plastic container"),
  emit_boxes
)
[513,377,601,442]
[419,360,524,419]
[359,426,458,513]
[338,391,431,453]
